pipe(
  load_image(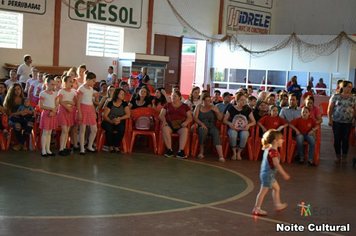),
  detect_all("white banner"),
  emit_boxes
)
[68,0,142,29]
[0,0,46,15]
[226,6,271,34]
